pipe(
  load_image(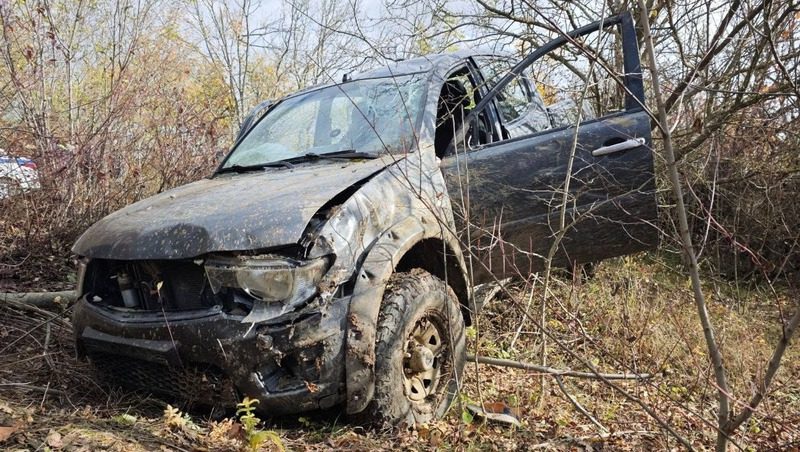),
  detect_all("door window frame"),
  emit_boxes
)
[463,12,645,151]
[471,55,539,133]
